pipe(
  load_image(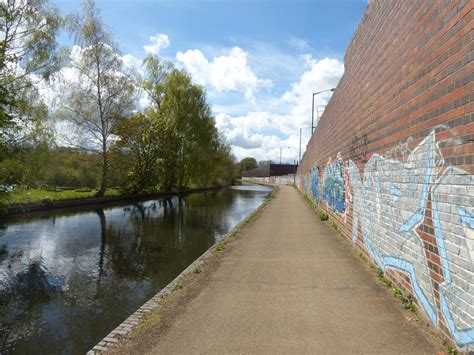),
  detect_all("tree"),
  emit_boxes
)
[159,69,215,188]
[0,0,62,134]
[141,54,174,110]
[114,109,179,193]
[141,56,217,188]
[205,134,238,186]
[63,0,134,196]
[239,157,257,172]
